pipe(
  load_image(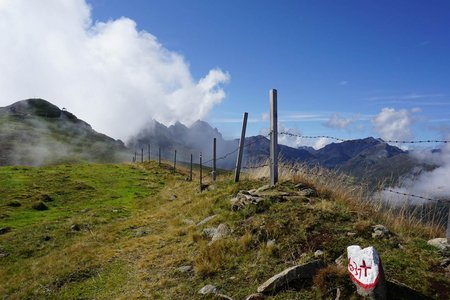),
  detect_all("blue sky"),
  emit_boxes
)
[0,0,449,146]
[87,0,450,142]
